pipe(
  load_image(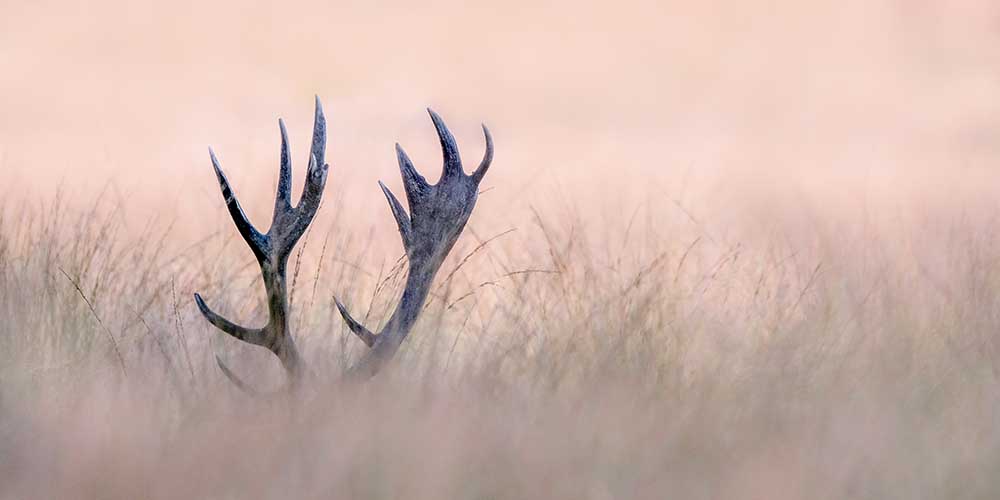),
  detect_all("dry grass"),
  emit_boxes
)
[2,0,1000,498]
[1,181,1000,499]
